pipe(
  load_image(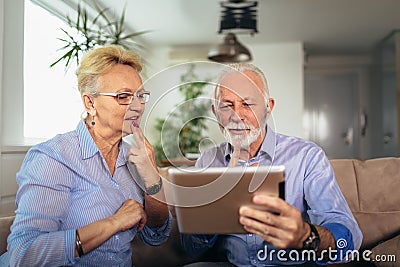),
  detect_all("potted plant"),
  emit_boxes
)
[154,64,213,166]
[51,2,149,70]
